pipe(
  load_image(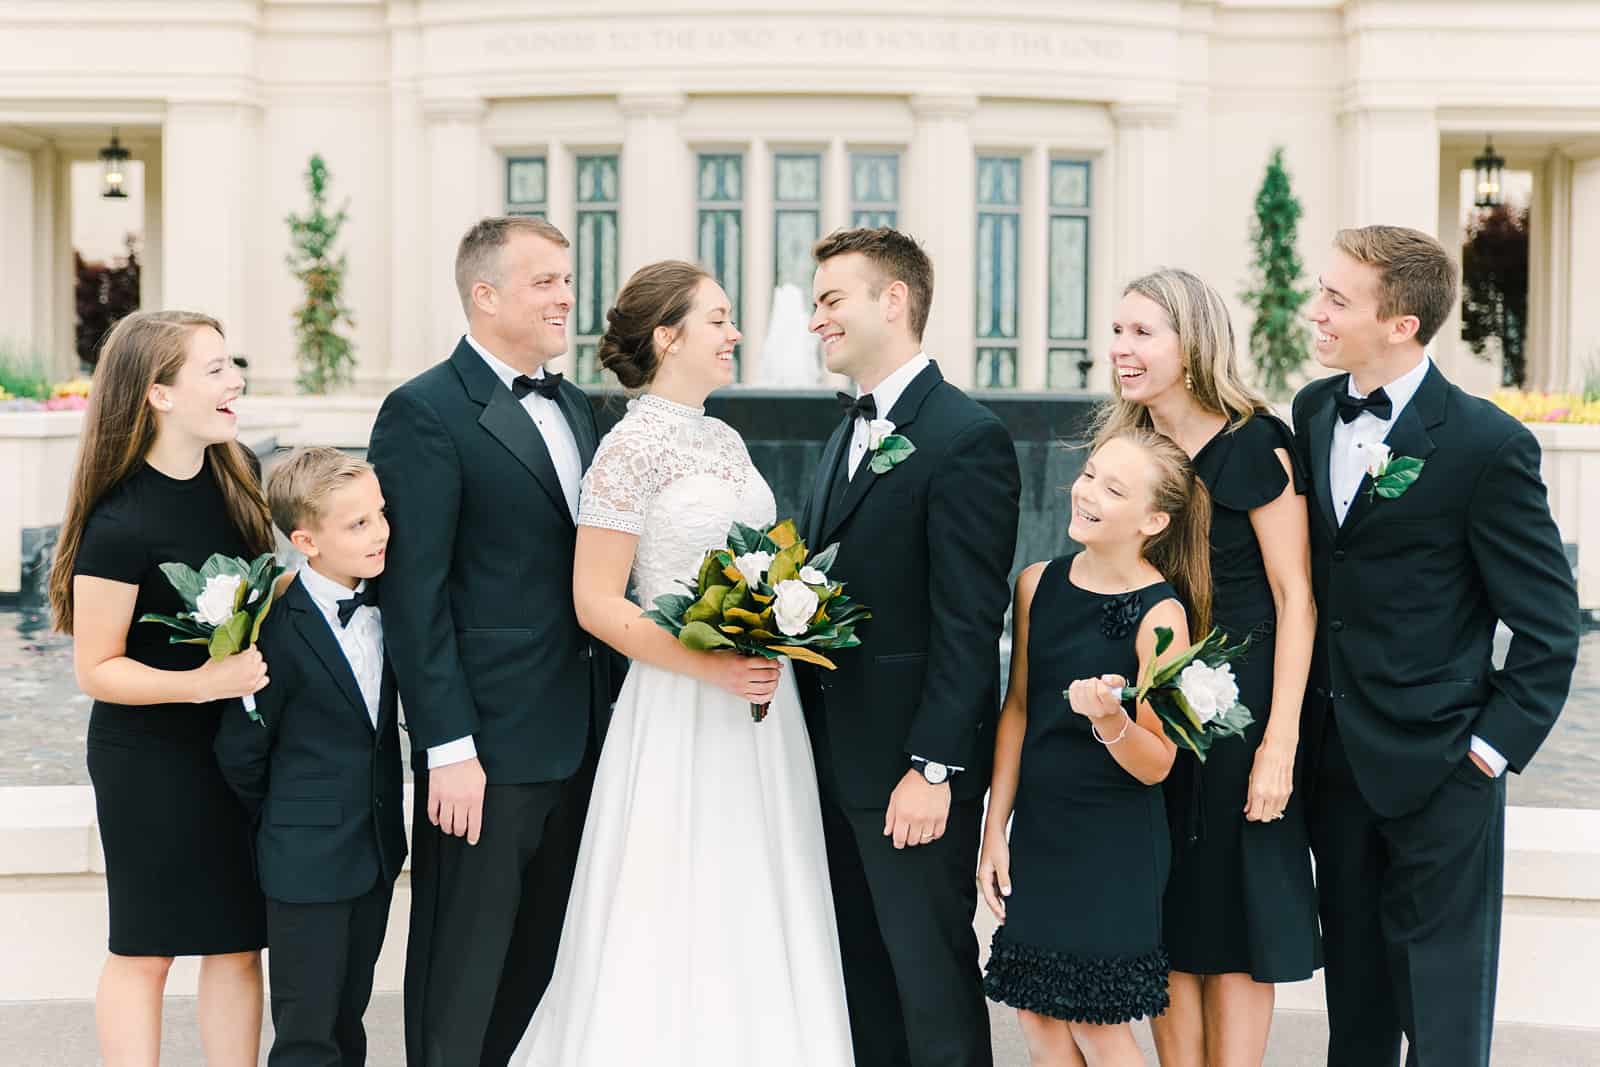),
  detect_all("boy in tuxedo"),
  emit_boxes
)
[216,447,408,1066]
